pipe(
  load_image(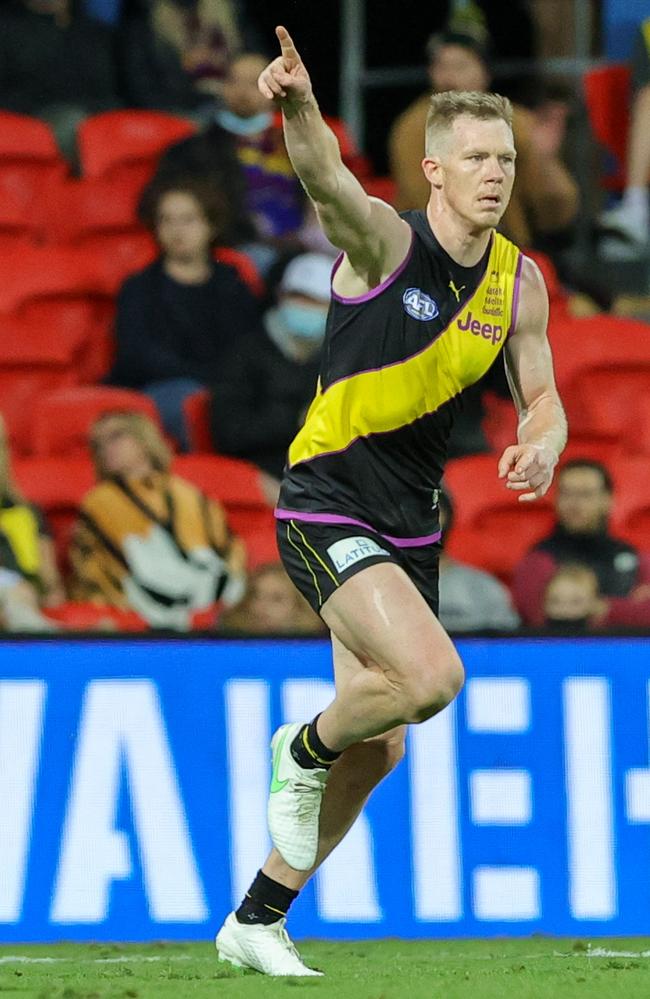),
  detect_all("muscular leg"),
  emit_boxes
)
[316,562,464,751]
[264,724,406,889]
[264,634,407,889]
